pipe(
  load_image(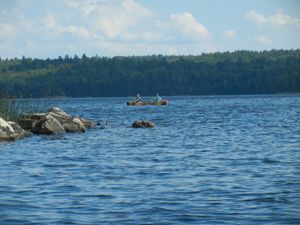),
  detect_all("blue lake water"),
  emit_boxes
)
[1,95,300,224]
